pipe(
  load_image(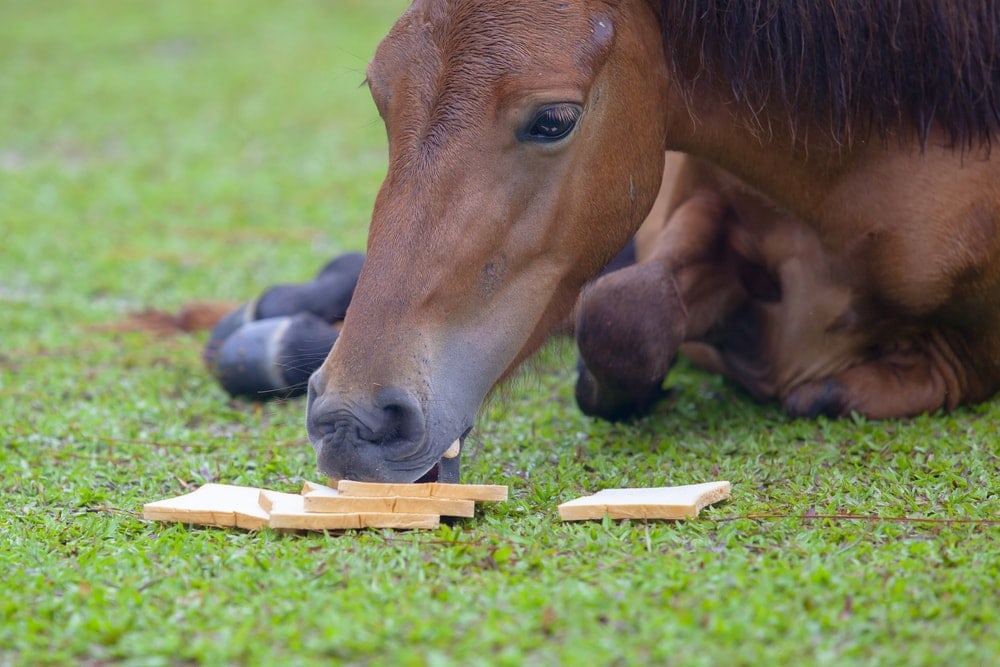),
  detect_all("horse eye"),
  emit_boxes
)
[521,104,581,142]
